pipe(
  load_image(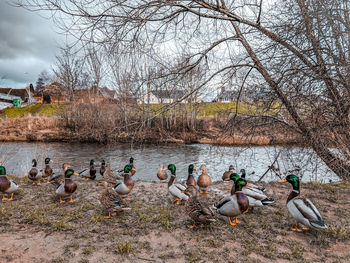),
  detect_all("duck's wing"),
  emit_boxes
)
[174,183,186,191]
[292,198,326,228]
[243,186,267,200]
[169,184,188,200]
[214,195,233,209]
[78,168,90,177]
